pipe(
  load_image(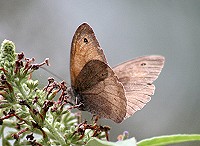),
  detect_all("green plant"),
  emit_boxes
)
[0,40,106,146]
[0,40,200,146]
